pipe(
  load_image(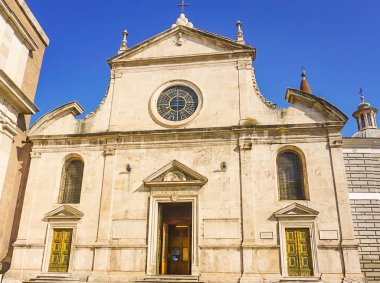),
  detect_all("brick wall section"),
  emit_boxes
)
[344,152,380,193]
[344,151,380,281]
[350,199,380,282]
